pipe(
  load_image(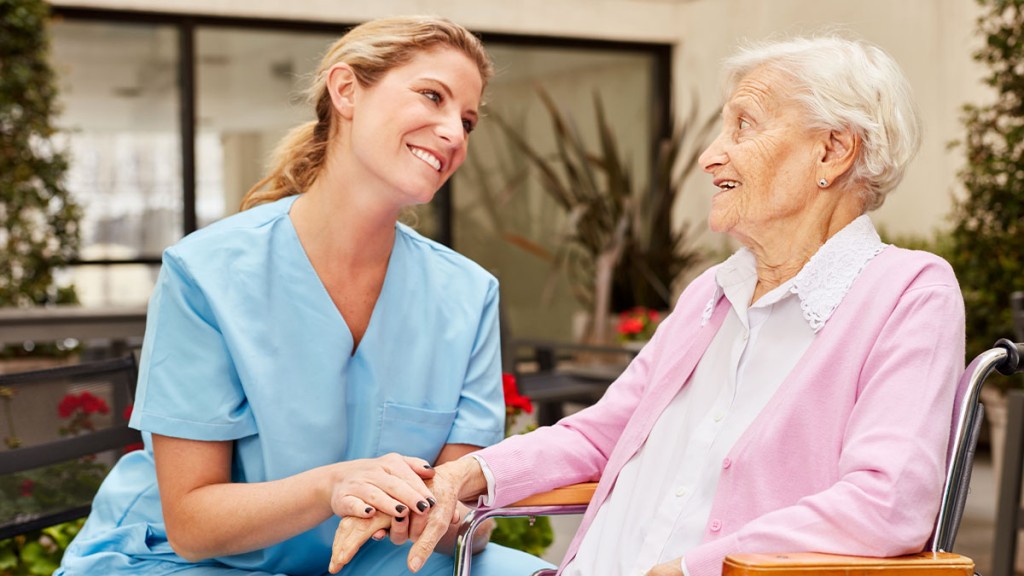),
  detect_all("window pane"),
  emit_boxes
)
[49,21,180,308]
[194,27,337,227]
[50,20,182,261]
[453,45,655,340]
